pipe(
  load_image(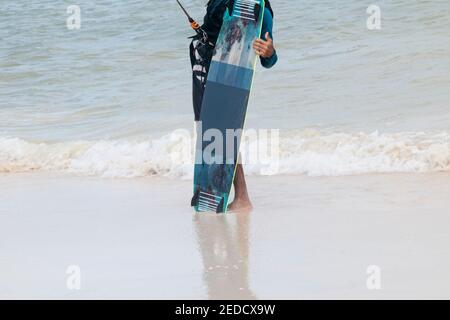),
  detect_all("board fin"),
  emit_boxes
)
[191,187,200,207]
[216,198,225,214]
[254,3,261,23]
[227,0,235,16]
